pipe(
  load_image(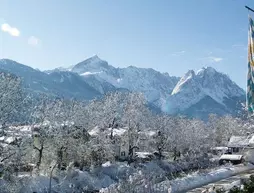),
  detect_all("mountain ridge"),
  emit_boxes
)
[0,57,245,120]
